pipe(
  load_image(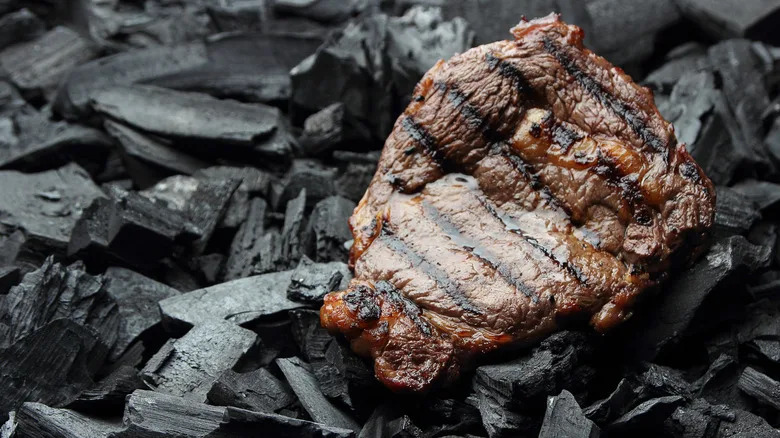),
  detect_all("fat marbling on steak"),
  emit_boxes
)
[320,14,716,392]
